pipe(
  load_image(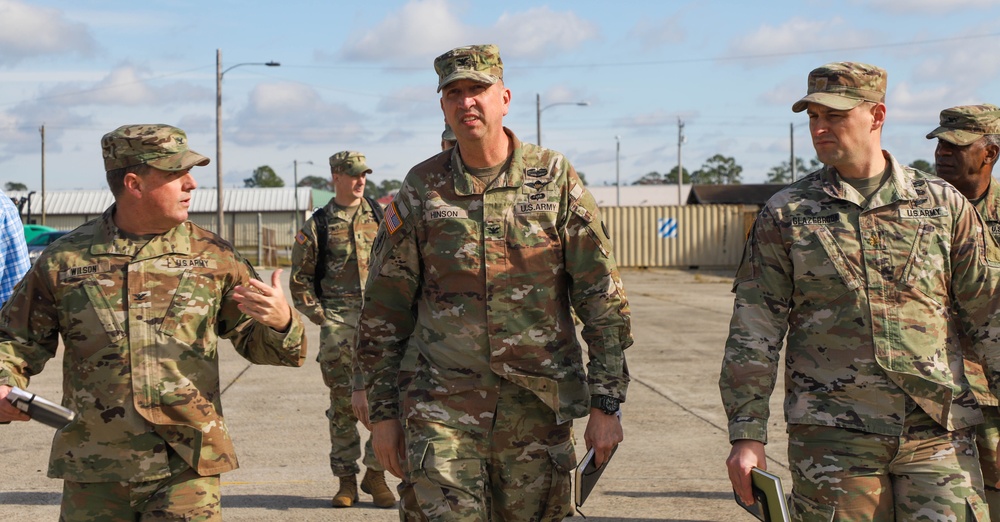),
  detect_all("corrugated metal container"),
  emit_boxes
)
[601,205,747,268]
